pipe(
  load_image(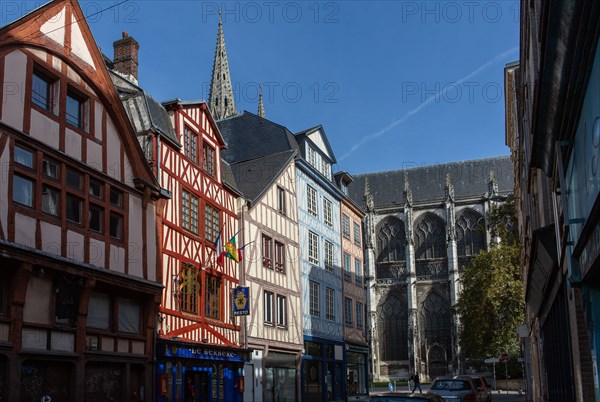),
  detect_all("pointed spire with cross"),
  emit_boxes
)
[208,9,237,120]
